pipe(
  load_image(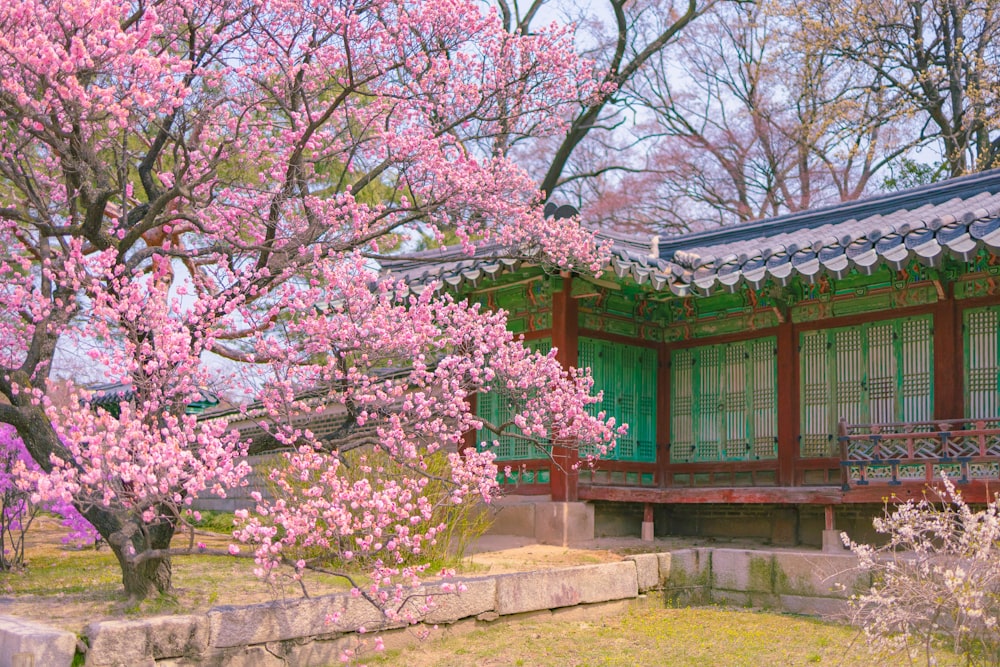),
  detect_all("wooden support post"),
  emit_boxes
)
[656,342,670,487]
[933,289,962,419]
[461,393,477,455]
[642,502,655,541]
[776,320,797,486]
[822,503,844,552]
[550,275,579,502]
